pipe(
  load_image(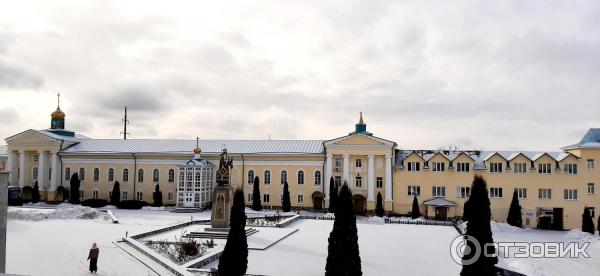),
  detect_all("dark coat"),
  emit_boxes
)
[88,247,99,259]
